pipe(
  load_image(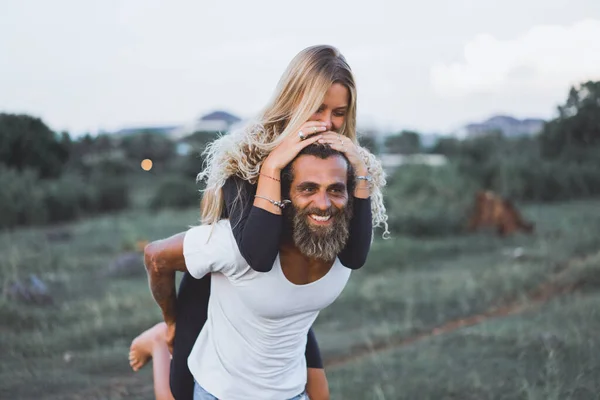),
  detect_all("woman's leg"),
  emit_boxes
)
[306,368,330,400]
[129,322,174,400]
[130,273,211,400]
[304,327,330,399]
[169,273,212,399]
